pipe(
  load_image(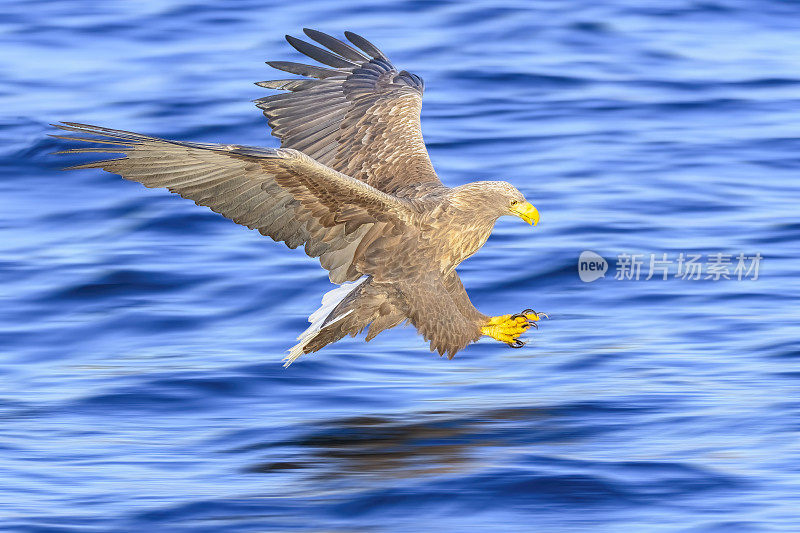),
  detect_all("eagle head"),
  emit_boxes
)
[451,181,539,226]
